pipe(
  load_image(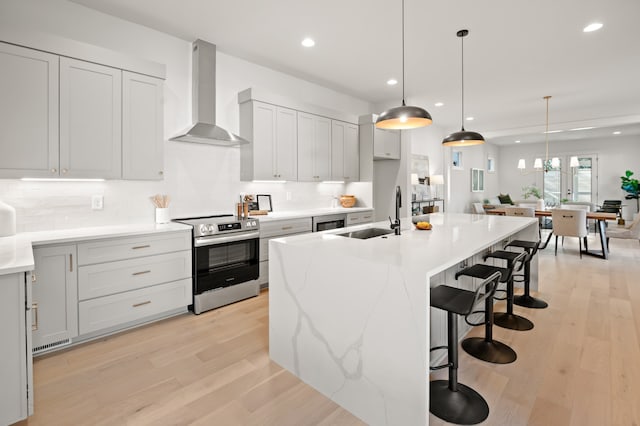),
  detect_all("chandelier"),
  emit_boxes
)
[517,96,578,173]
